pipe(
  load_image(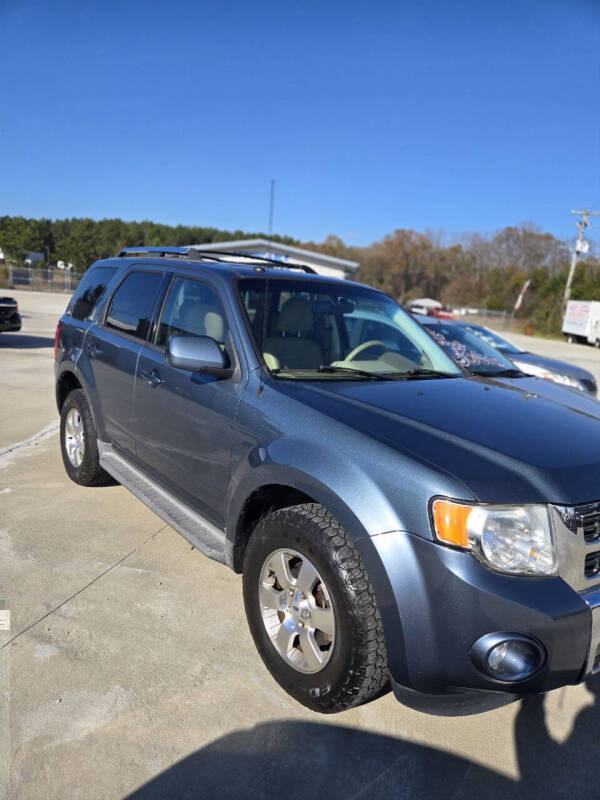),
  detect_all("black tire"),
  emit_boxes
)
[243,503,388,713]
[60,388,113,486]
